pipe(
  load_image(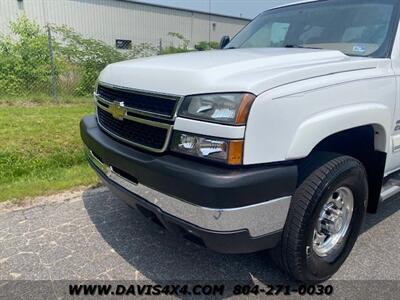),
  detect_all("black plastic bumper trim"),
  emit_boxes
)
[80,115,298,209]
